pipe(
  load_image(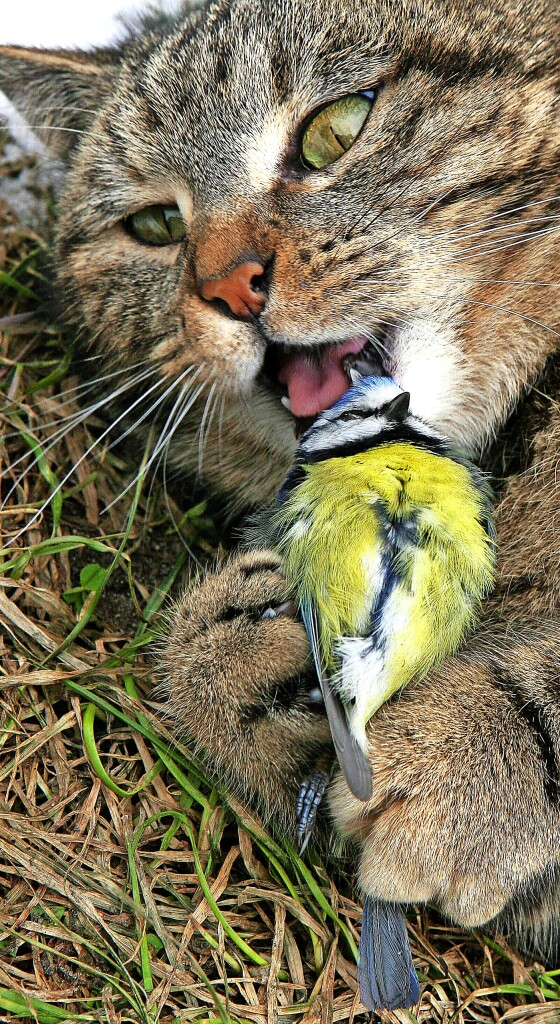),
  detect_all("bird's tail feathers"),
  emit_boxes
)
[358,895,420,1011]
